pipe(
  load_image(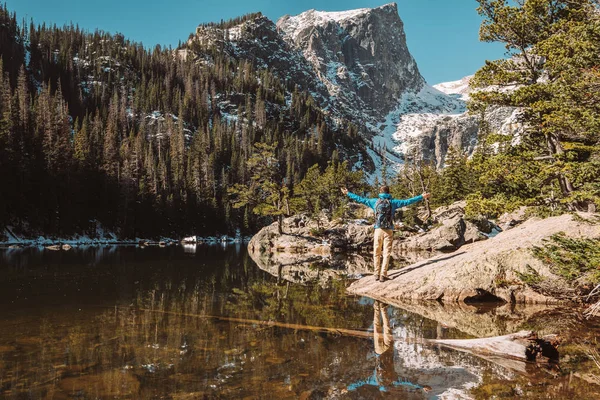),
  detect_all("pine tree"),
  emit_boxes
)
[440,147,471,204]
[254,87,266,128]
[170,110,186,193]
[16,65,29,135]
[471,0,600,211]
[228,143,288,234]
[103,92,120,178]
[74,115,91,166]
